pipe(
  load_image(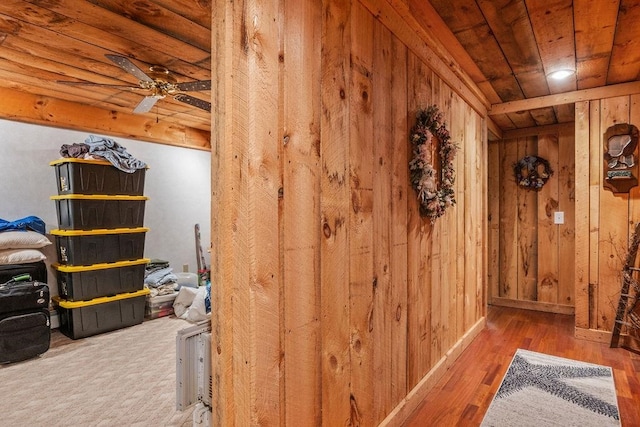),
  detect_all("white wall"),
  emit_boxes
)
[0,119,211,297]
